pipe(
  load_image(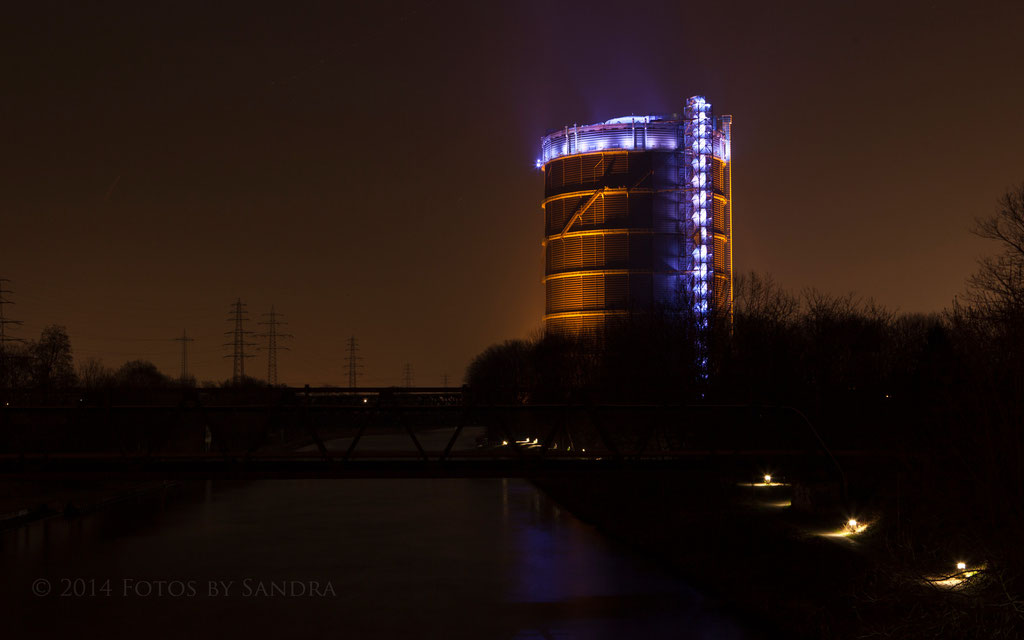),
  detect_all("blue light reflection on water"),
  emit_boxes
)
[501,479,751,640]
[1,433,755,639]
